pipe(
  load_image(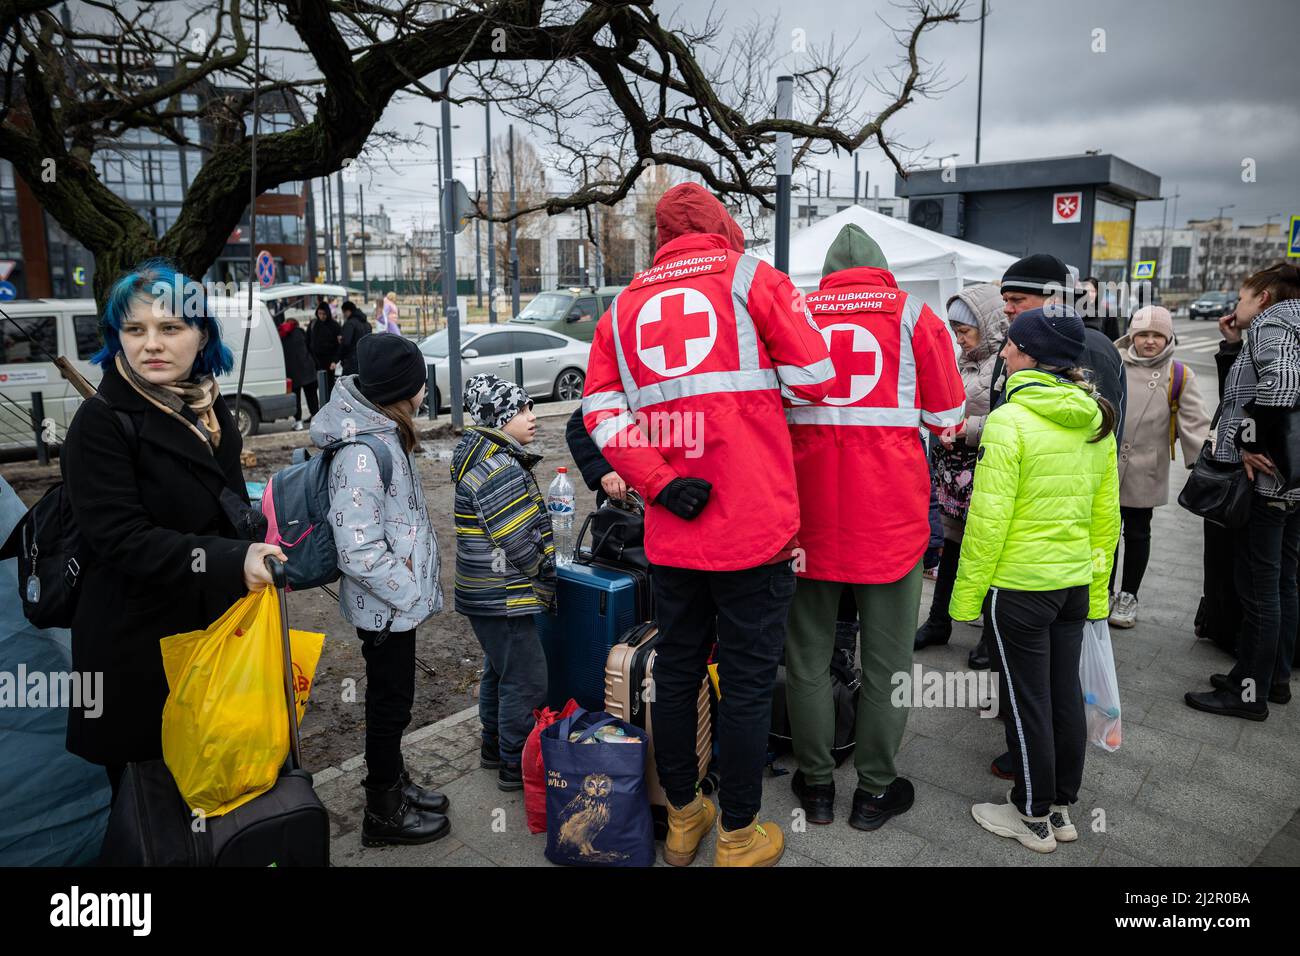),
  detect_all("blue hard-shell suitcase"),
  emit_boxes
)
[537,560,646,711]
